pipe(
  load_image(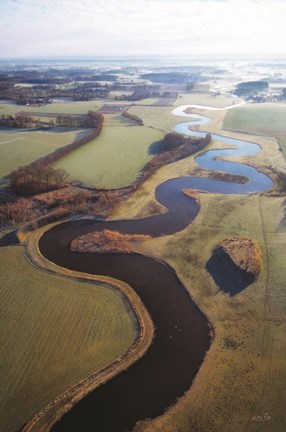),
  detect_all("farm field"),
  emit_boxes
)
[53,114,163,189]
[174,92,238,108]
[0,241,137,432]
[133,98,160,105]
[128,105,184,132]
[0,100,101,116]
[223,103,286,137]
[0,128,89,178]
